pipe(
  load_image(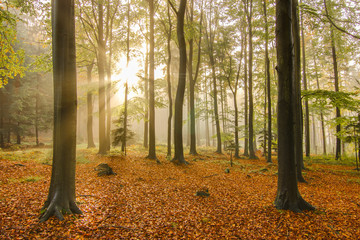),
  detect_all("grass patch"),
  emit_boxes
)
[347,178,360,184]
[305,155,357,167]
[8,176,43,183]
